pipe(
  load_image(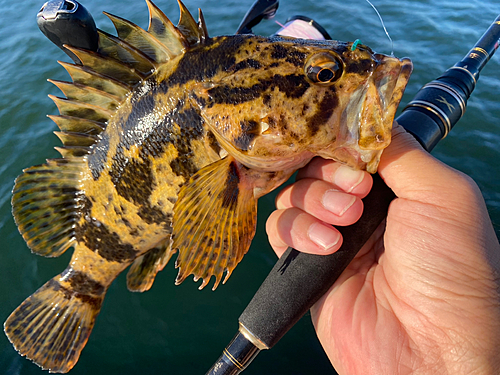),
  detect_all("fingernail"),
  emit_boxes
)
[322,190,356,216]
[334,165,364,193]
[308,222,341,251]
